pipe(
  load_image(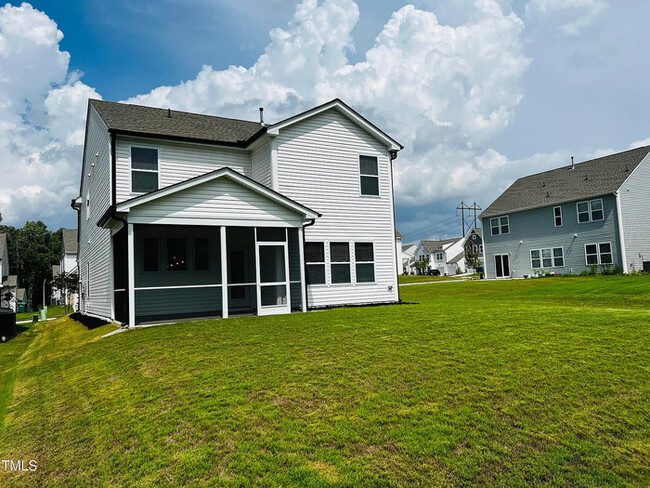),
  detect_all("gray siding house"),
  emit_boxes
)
[74,99,402,325]
[481,146,650,279]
